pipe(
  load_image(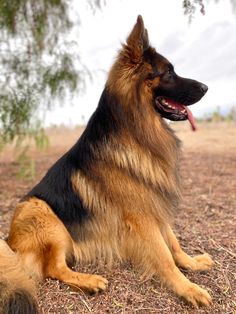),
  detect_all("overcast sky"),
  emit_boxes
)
[45,0,236,126]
